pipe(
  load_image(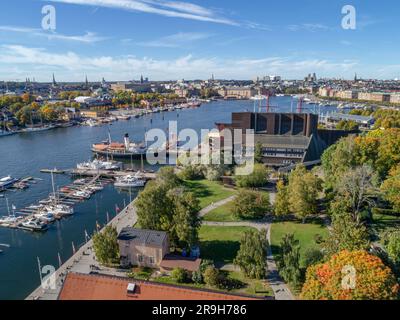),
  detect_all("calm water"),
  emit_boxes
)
[0,98,336,300]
